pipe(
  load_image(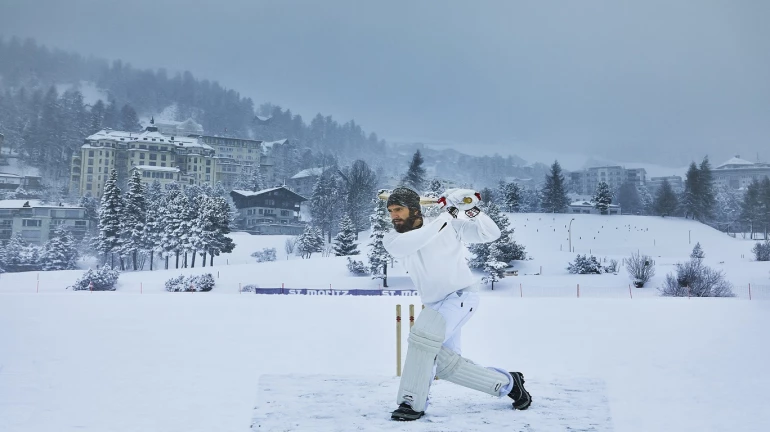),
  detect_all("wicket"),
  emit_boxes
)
[395,304,422,376]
